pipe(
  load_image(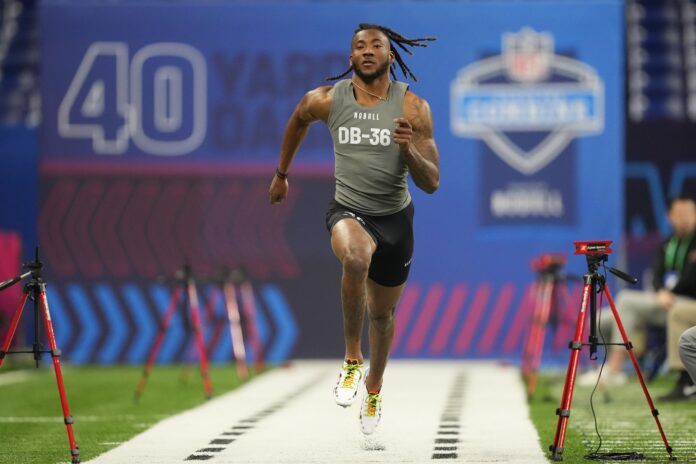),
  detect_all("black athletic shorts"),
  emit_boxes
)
[325,199,414,287]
